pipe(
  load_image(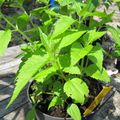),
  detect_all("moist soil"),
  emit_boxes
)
[29,79,103,118]
[116,60,120,72]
